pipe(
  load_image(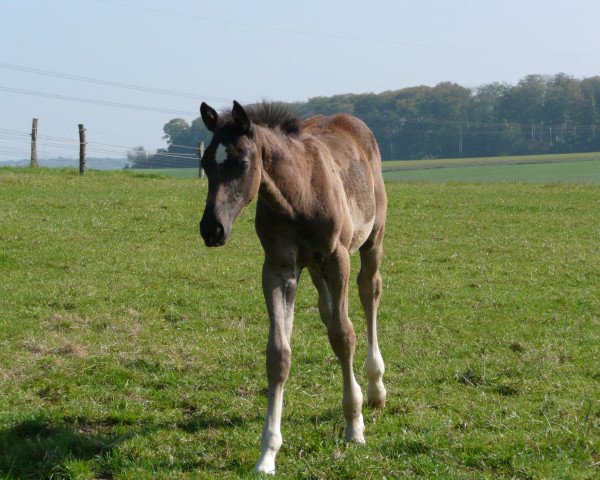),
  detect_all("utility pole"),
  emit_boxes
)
[30,118,38,167]
[78,124,86,174]
[198,141,205,178]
